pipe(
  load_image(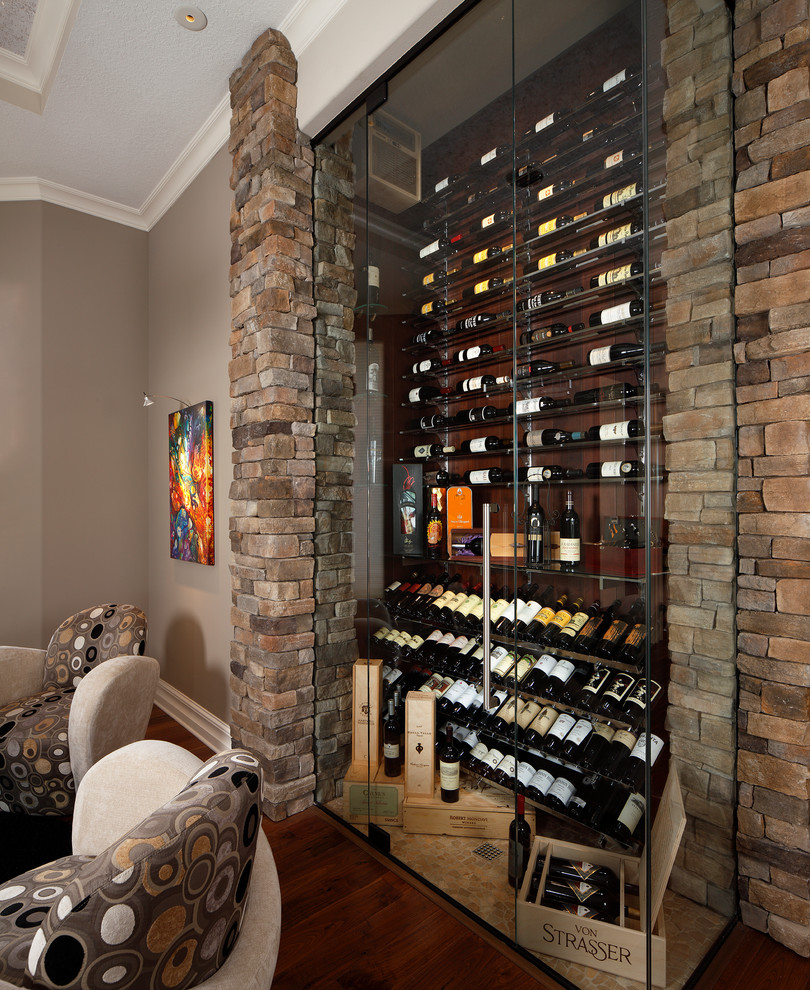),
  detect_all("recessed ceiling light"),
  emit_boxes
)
[175,5,207,31]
